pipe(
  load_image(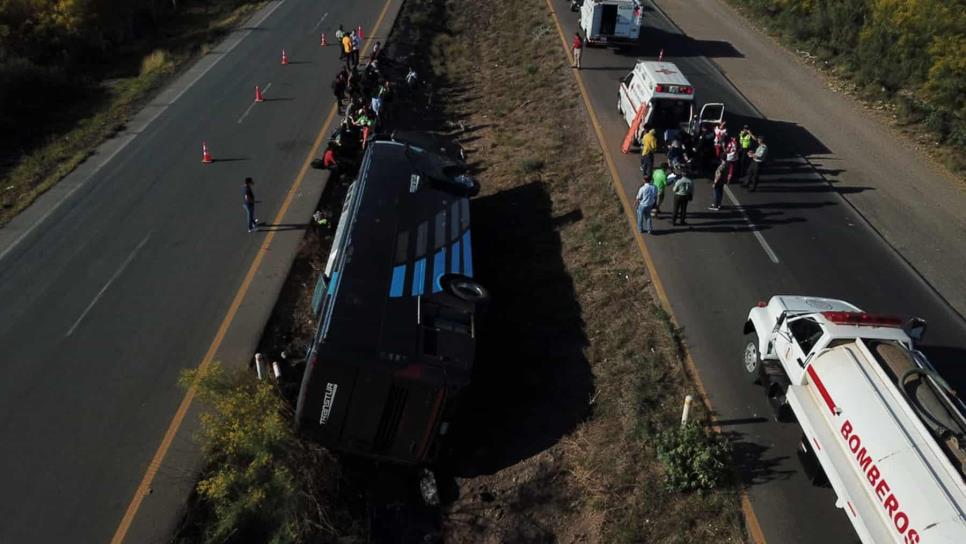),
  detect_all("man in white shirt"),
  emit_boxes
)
[744,135,768,191]
[635,177,658,234]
